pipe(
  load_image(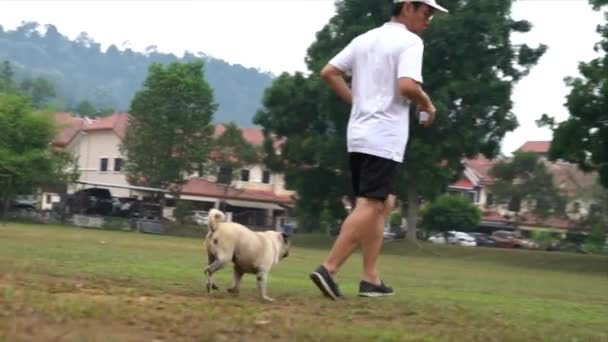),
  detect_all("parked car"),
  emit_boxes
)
[491,230,538,249]
[191,210,209,226]
[468,232,497,247]
[383,231,397,240]
[66,188,113,216]
[546,241,587,253]
[428,231,477,247]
